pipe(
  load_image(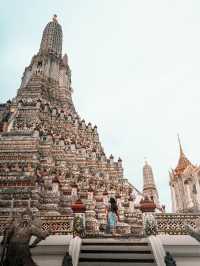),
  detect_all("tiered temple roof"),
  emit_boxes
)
[173,135,194,177]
